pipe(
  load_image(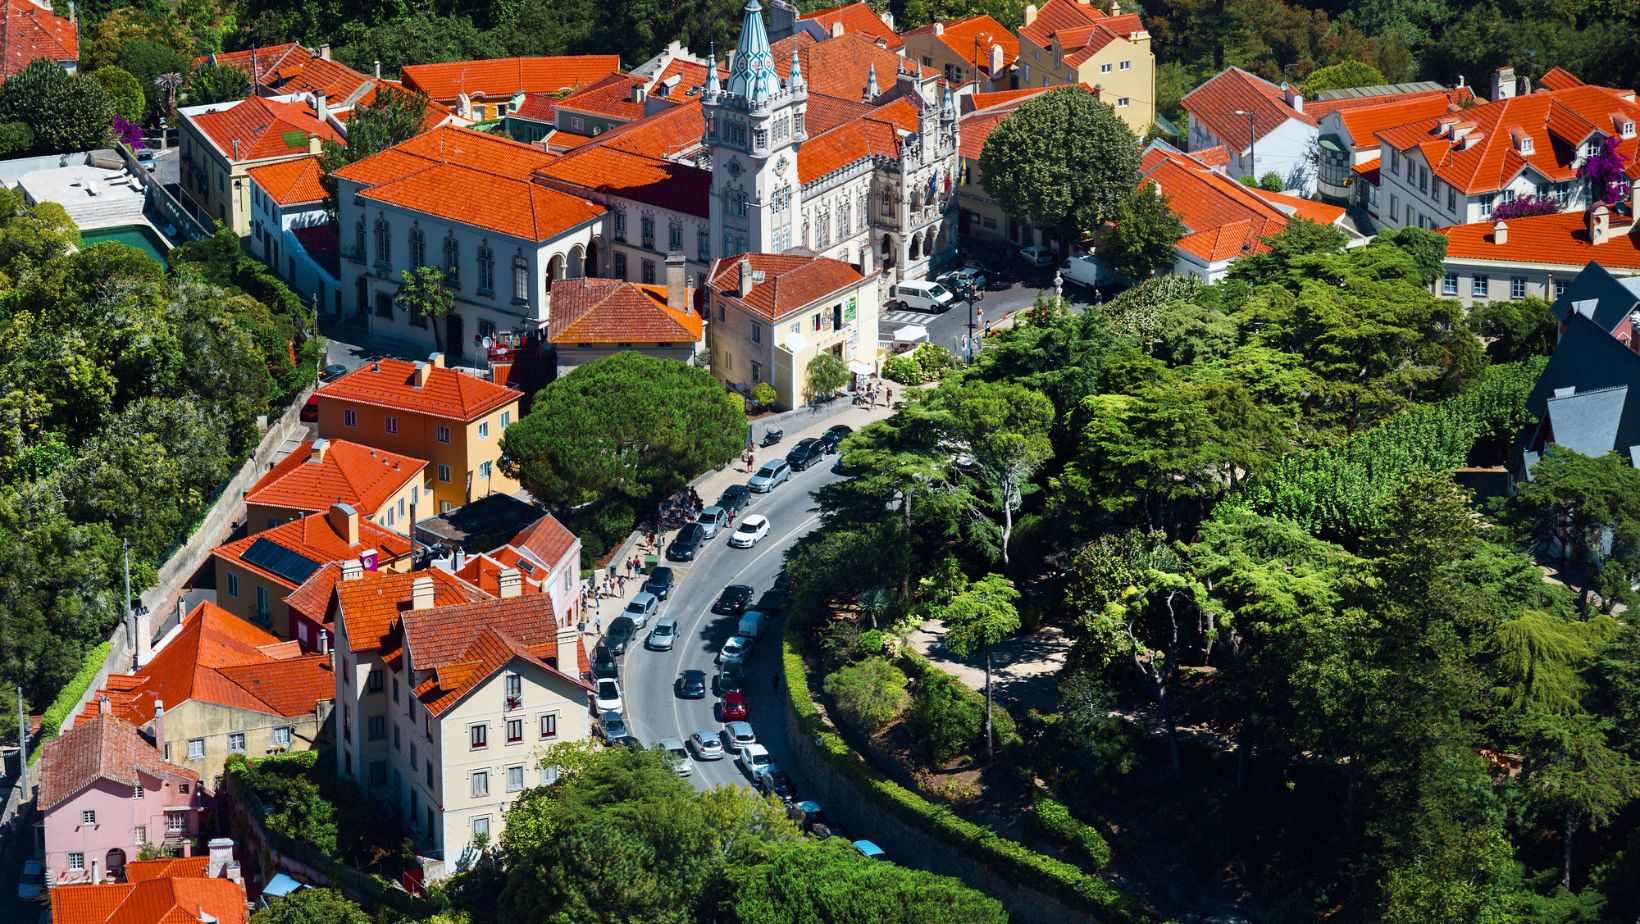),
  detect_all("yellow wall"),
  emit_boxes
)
[315,398,520,514]
[178,119,310,237]
[246,472,430,535]
[1014,33,1155,133]
[709,277,880,411]
[904,35,1005,91]
[155,698,332,789]
[212,557,291,638]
